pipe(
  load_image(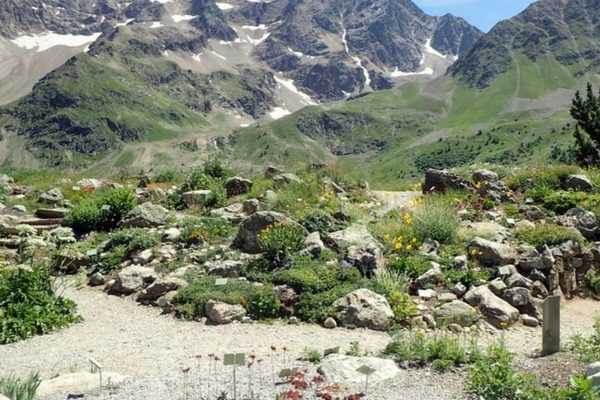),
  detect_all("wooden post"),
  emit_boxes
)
[542,295,561,356]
